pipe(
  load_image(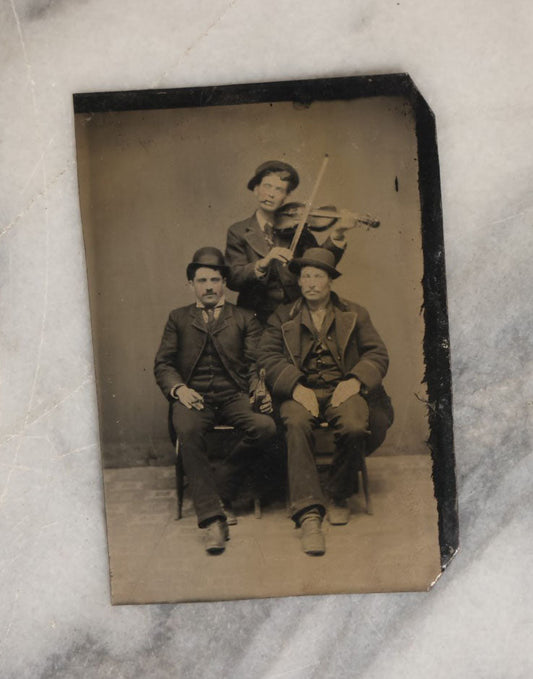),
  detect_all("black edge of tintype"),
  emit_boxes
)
[73,73,413,112]
[409,80,458,568]
[73,73,458,573]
